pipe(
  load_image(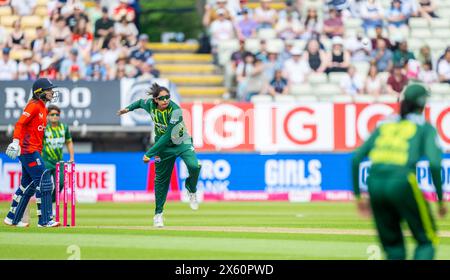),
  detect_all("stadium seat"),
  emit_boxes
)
[376,94,398,103]
[328,72,347,84]
[24,28,37,40]
[290,84,312,95]
[410,28,432,39]
[432,28,450,39]
[292,39,306,51]
[37,0,49,5]
[427,39,447,52]
[430,18,450,28]
[0,6,12,16]
[344,18,362,29]
[251,95,273,103]
[308,73,328,84]
[317,95,334,102]
[332,94,353,103]
[258,28,277,40]
[267,39,284,53]
[245,38,260,53]
[353,62,370,75]
[409,18,429,29]
[21,16,44,28]
[353,95,376,103]
[429,83,450,95]
[35,6,49,17]
[9,49,33,61]
[296,95,318,102]
[437,8,450,18]
[274,95,296,102]
[0,15,19,27]
[407,38,424,52]
[315,84,341,96]
[321,37,332,51]
[428,95,444,102]
[217,39,239,65]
